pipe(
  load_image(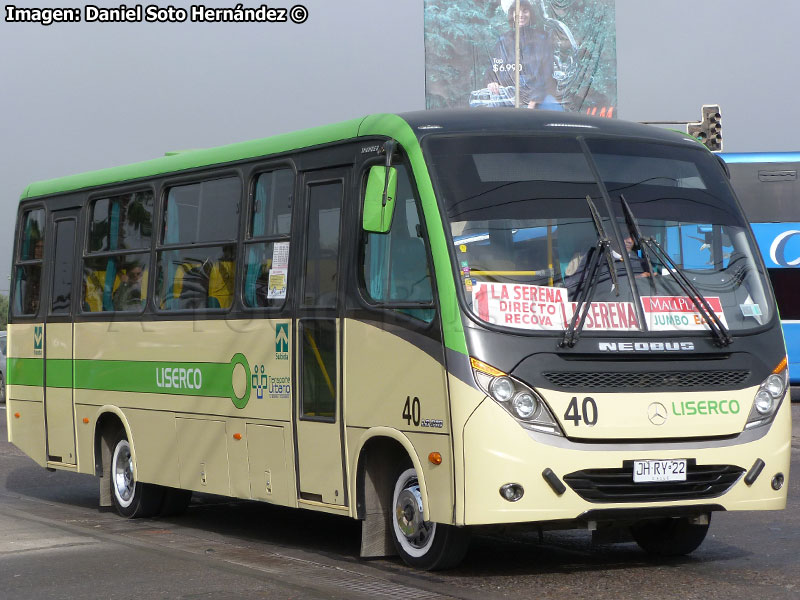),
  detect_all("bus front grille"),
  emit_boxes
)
[542,370,750,390]
[563,463,745,503]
